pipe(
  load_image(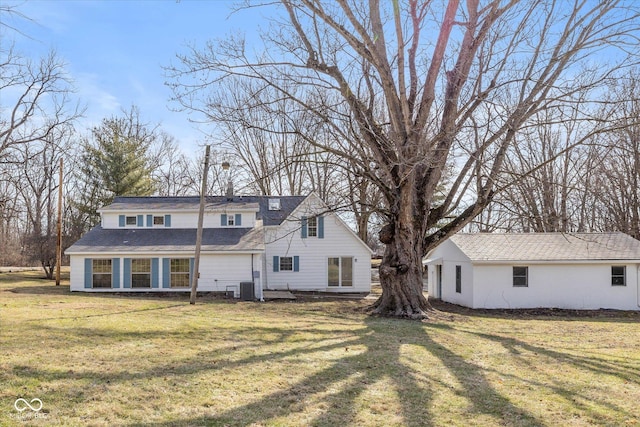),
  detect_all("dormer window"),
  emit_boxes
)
[221,213,242,227]
[268,198,281,211]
